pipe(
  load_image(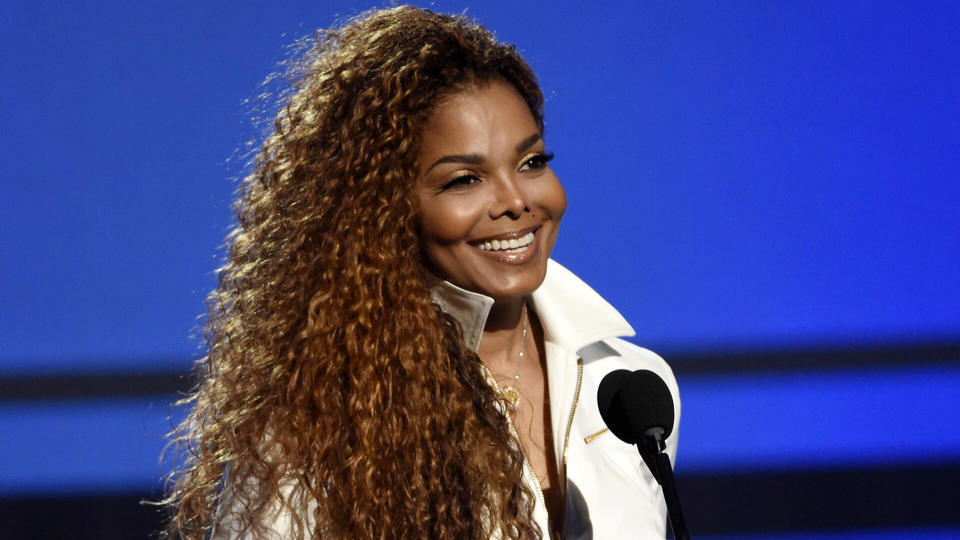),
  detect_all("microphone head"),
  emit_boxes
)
[597,369,675,445]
